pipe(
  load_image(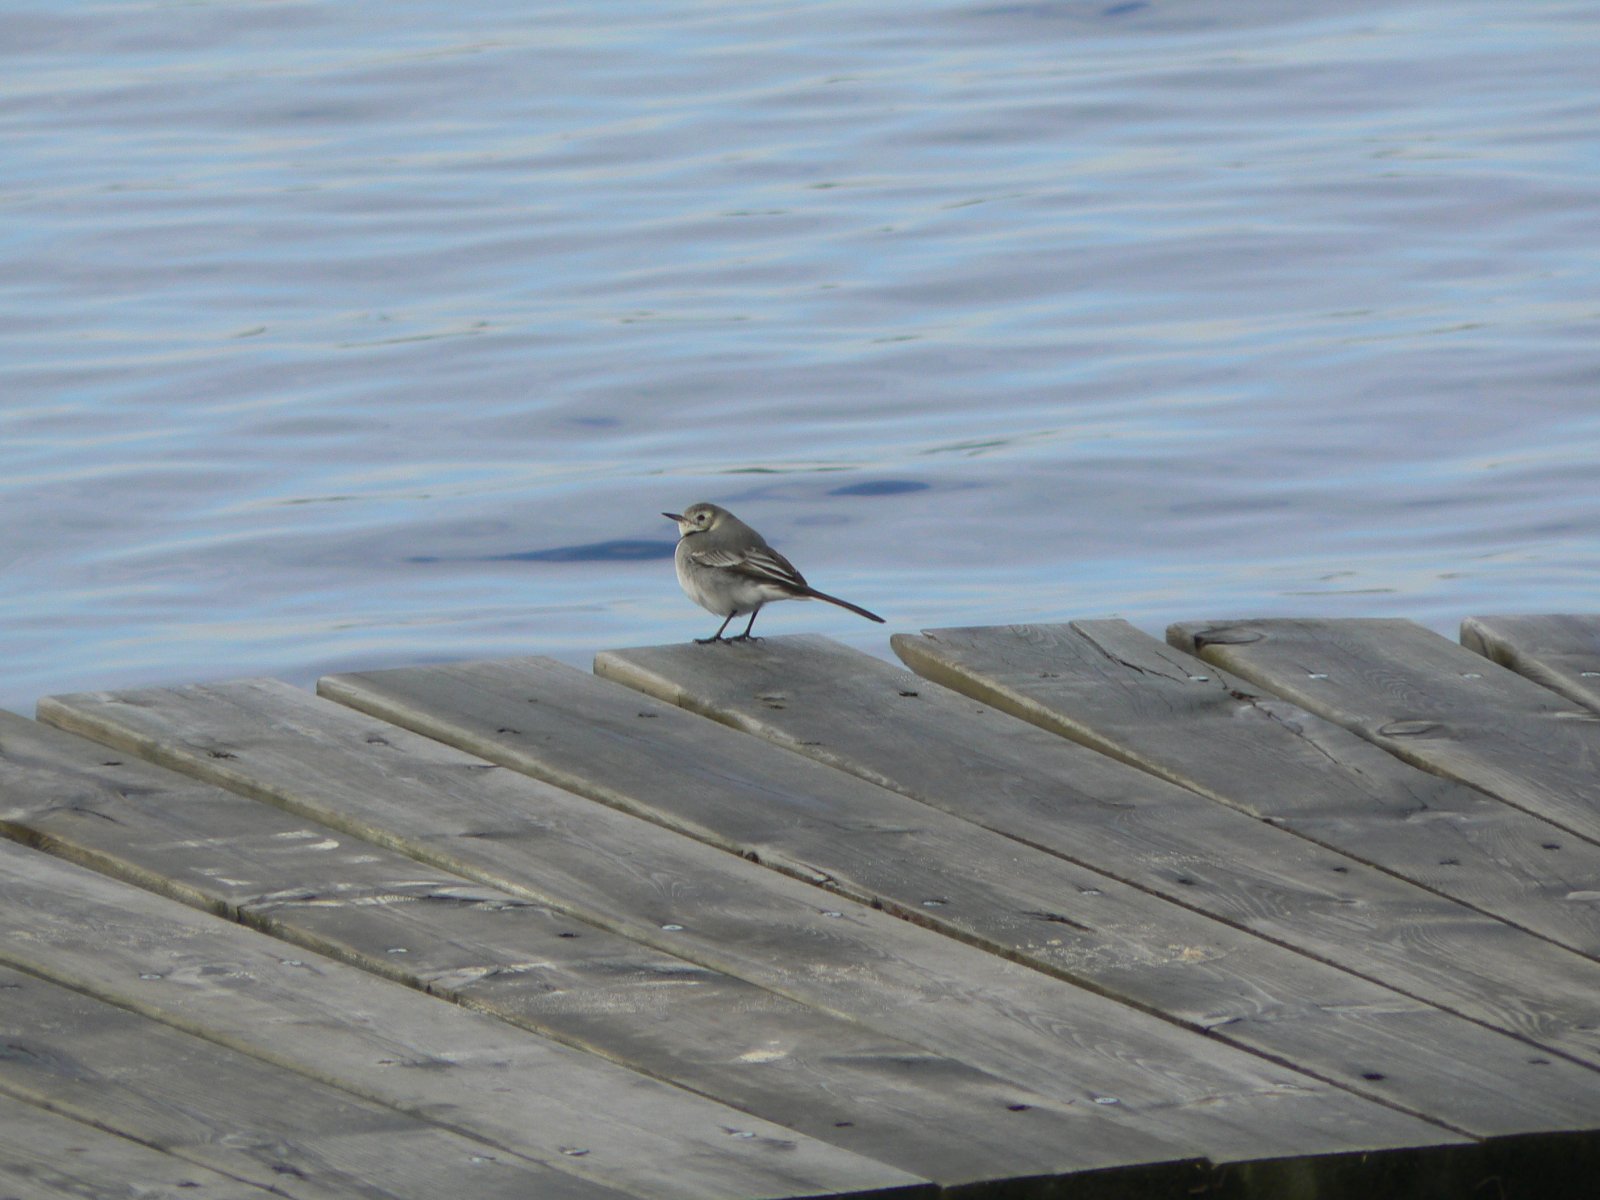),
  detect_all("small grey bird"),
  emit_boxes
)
[663,503,885,643]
